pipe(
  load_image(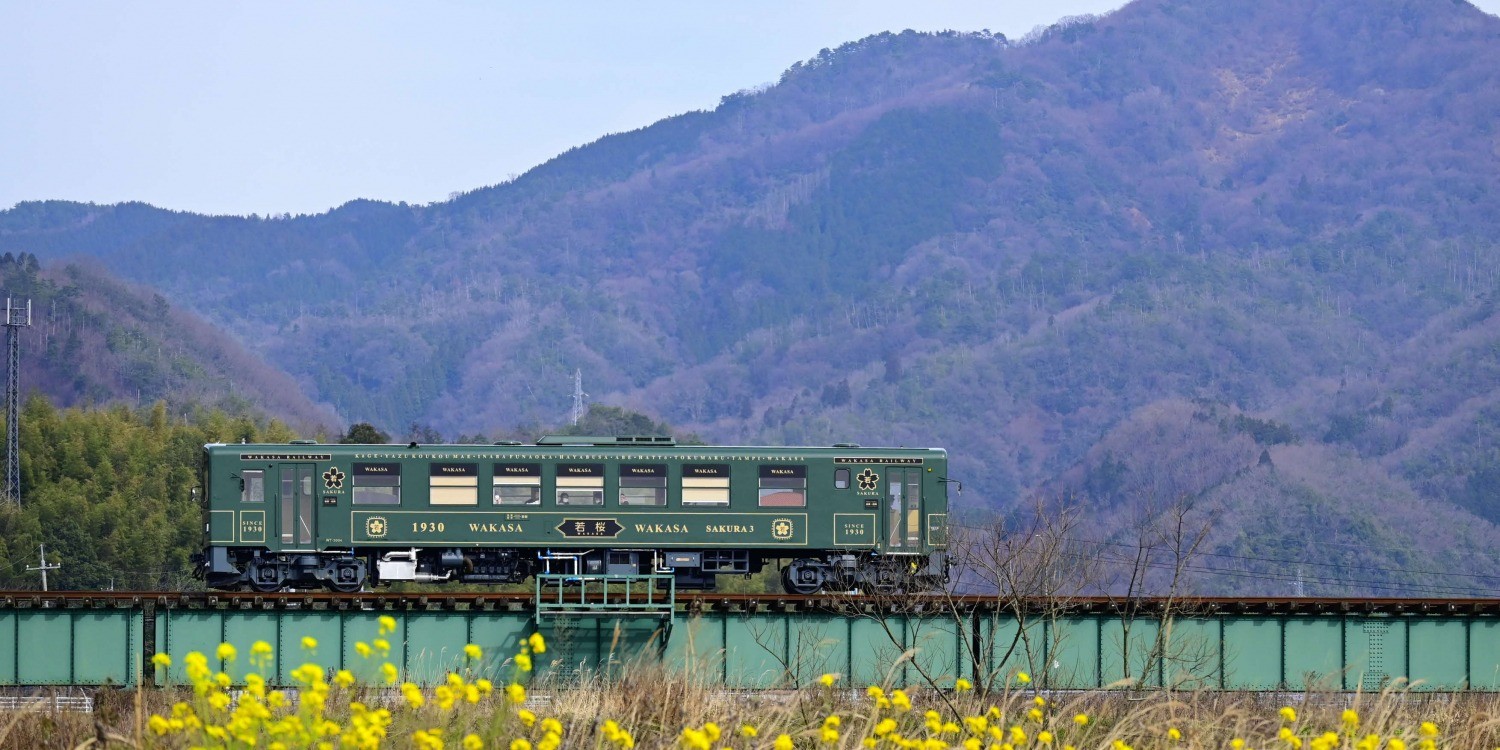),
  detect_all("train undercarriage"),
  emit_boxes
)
[197,546,949,595]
